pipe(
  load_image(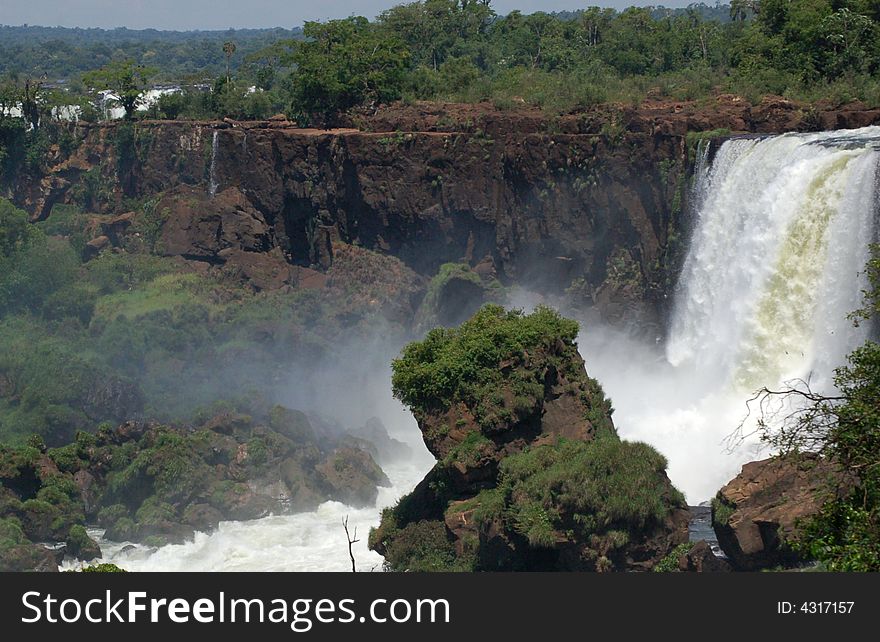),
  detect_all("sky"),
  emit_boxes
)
[1,0,699,31]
